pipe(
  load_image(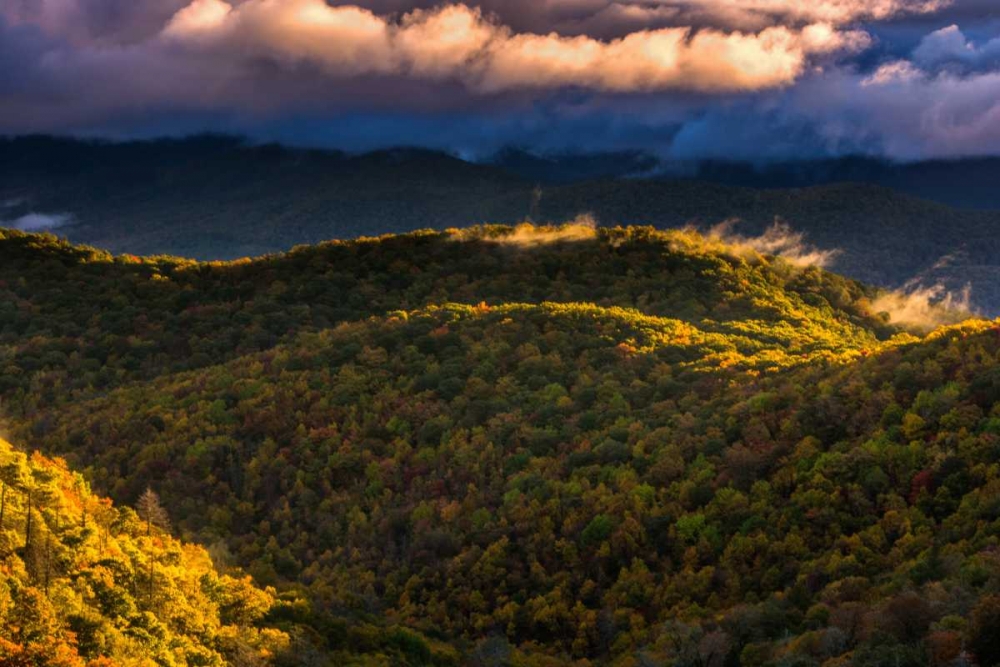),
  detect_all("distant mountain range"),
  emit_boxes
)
[491,148,1000,210]
[3,135,1000,312]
